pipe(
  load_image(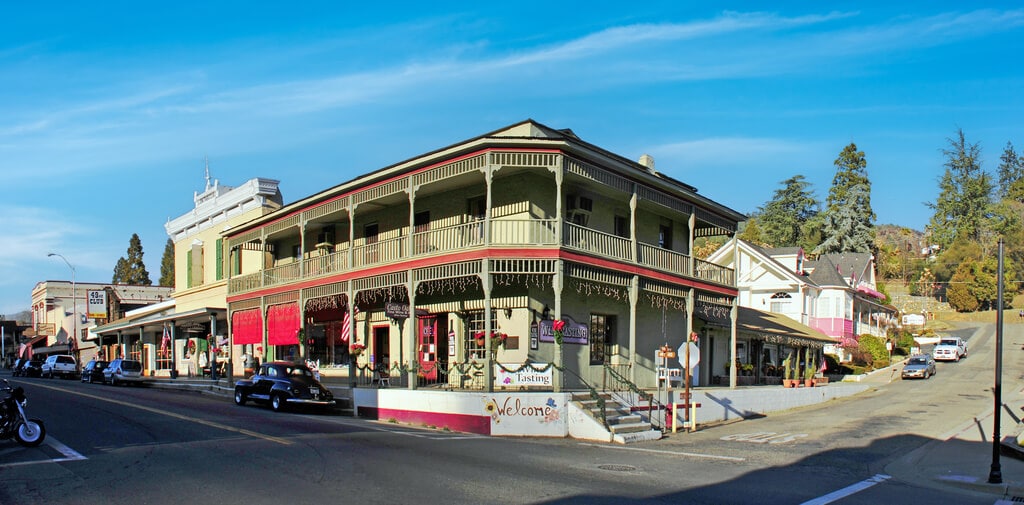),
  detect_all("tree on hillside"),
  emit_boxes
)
[997,141,1024,203]
[159,238,175,287]
[756,175,820,248]
[111,233,152,285]
[946,260,980,312]
[736,217,769,247]
[816,143,875,254]
[927,129,993,249]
